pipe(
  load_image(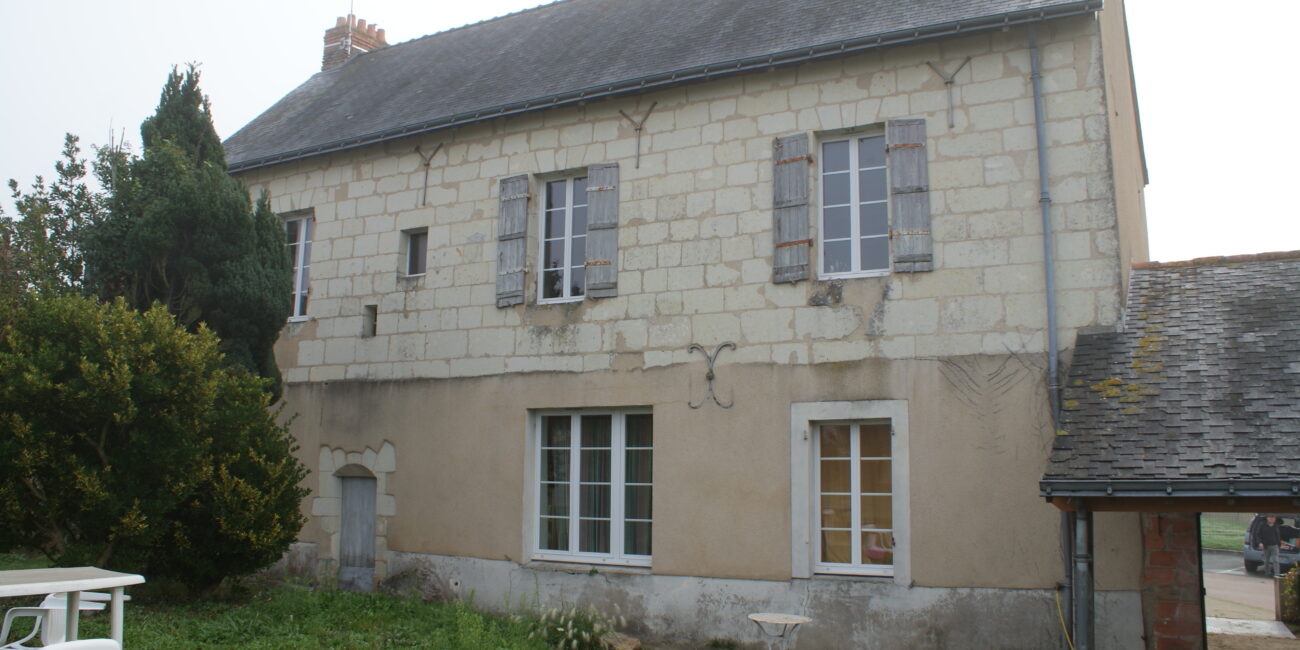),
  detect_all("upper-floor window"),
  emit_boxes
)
[534,410,652,566]
[285,216,312,319]
[819,134,889,278]
[403,228,428,276]
[539,176,588,302]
